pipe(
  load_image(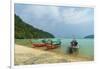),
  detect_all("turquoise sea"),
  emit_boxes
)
[32,38,94,57]
[61,39,94,57]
